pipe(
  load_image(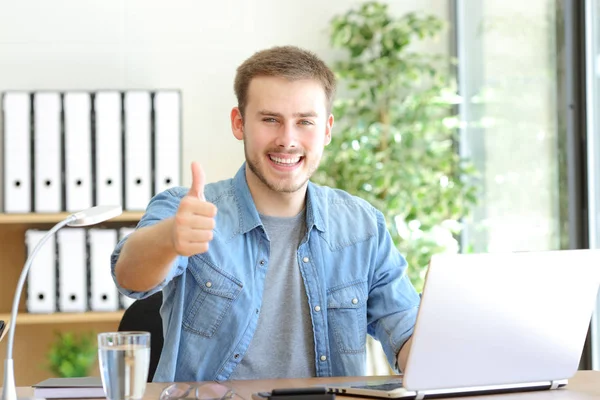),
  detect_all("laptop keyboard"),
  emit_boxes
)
[351,382,404,391]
